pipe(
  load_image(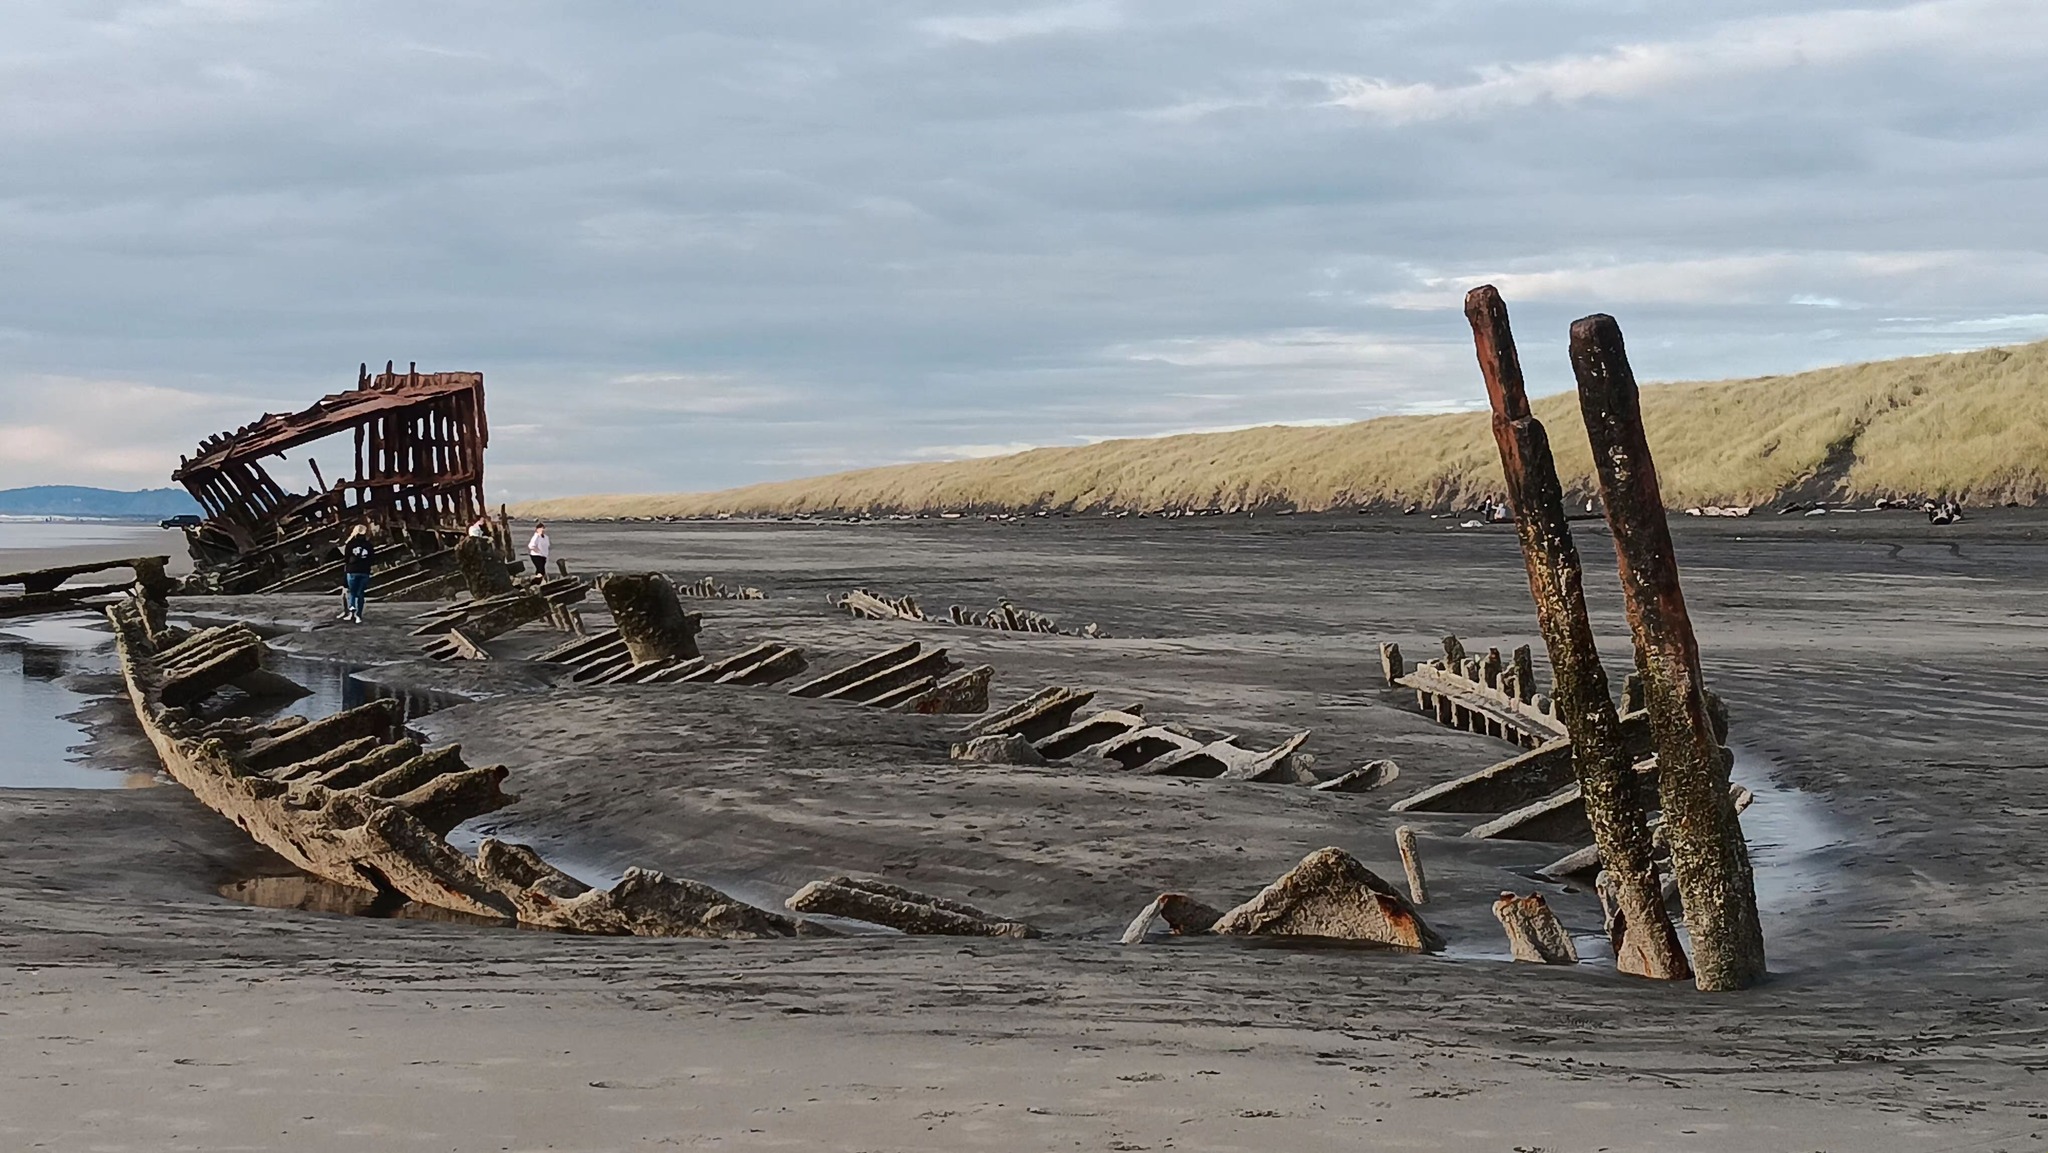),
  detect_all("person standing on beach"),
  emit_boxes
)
[468,515,490,538]
[341,524,376,623]
[527,522,550,577]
